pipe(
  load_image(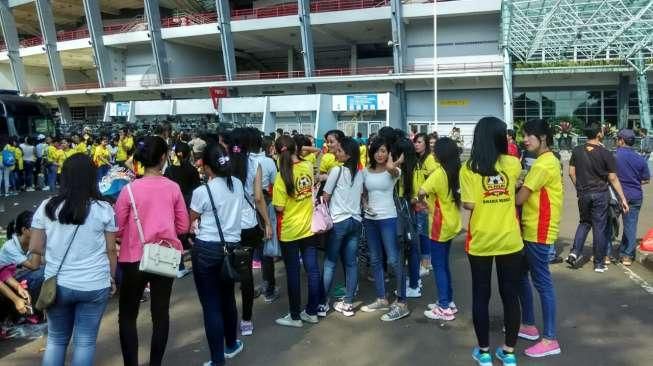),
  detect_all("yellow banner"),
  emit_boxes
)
[439,99,469,107]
